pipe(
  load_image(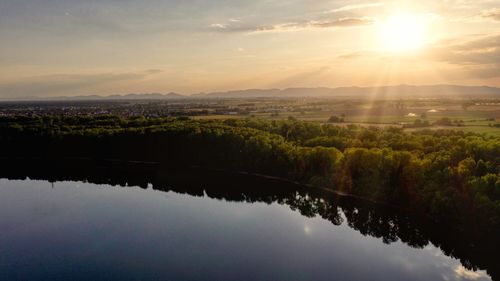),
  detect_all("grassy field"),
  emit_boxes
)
[193,108,500,137]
